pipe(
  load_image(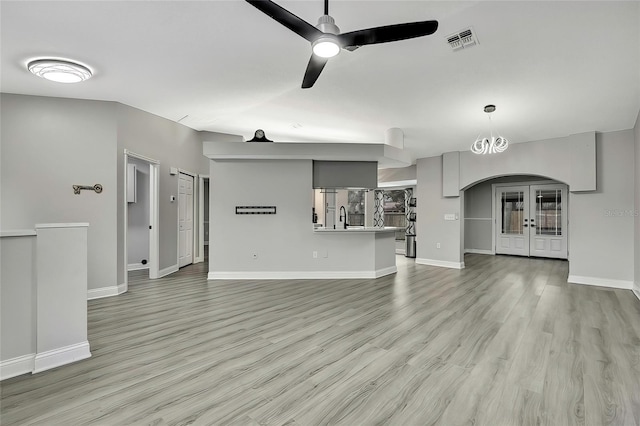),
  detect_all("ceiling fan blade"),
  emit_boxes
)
[302,55,329,89]
[245,0,323,42]
[339,20,438,49]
